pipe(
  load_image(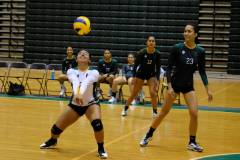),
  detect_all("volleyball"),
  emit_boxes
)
[73,16,91,36]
